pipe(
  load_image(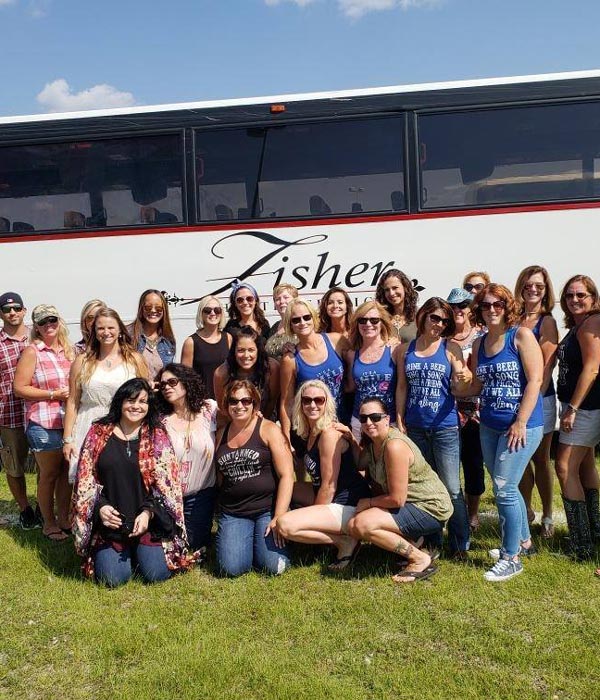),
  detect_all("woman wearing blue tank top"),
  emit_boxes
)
[396,297,471,557]
[469,284,543,582]
[346,301,399,440]
[514,266,559,539]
